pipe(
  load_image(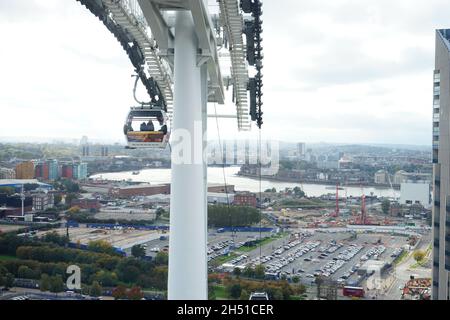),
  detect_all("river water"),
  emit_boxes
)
[90,167,399,198]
